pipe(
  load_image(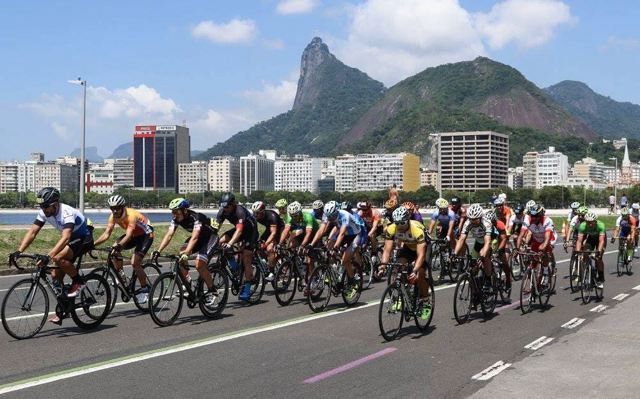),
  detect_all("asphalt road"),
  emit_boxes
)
[0,242,638,399]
